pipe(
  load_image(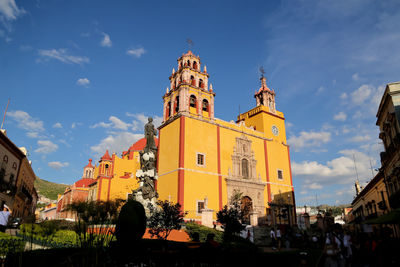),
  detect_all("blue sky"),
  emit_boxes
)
[1,0,399,206]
